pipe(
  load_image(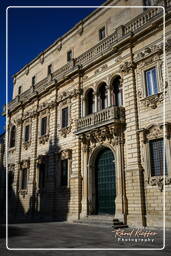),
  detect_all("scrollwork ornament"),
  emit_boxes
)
[140,92,164,109]
[148,176,171,192]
